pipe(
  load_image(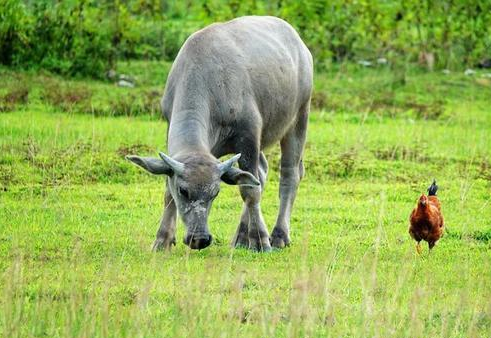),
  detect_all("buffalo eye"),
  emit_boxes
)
[179,187,190,200]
